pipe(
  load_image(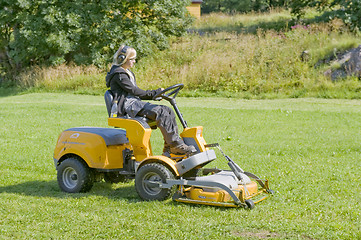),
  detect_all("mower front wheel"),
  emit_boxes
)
[57,157,94,193]
[245,199,255,210]
[135,163,175,201]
